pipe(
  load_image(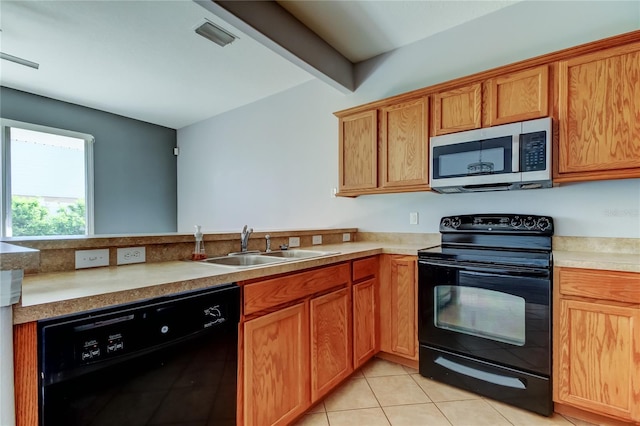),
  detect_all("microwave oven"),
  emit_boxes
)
[429,117,552,194]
